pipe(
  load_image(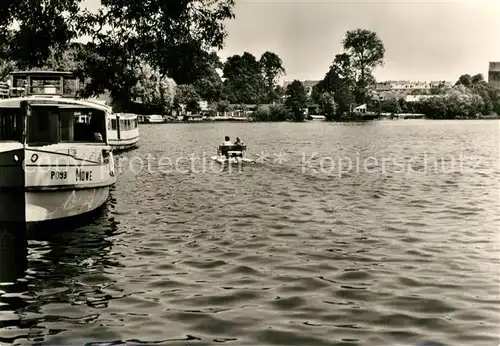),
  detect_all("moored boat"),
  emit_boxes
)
[308,114,326,121]
[0,71,116,223]
[108,113,139,151]
[145,114,165,123]
[210,143,255,164]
